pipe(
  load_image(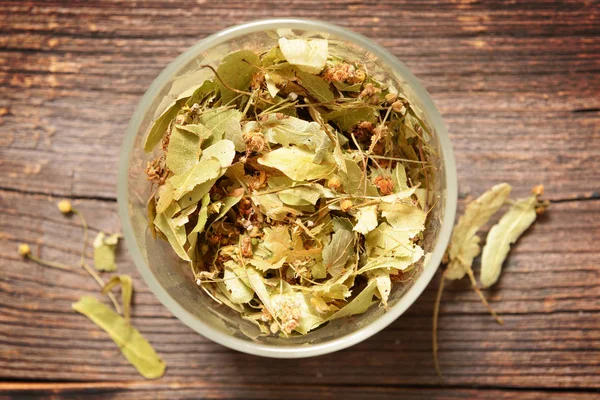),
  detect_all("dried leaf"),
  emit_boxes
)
[223,266,255,303]
[245,267,275,317]
[339,159,364,195]
[175,123,213,138]
[72,296,166,379]
[325,107,377,132]
[271,290,326,334]
[216,50,259,104]
[261,114,331,153]
[177,178,217,210]
[295,69,334,103]
[185,79,217,107]
[101,275,133,322]
[156,180,175,214]
[278,37,328,74]
[446,183,512,280]
[353,205,378,235]
[380,203,426,234]
[93,232,121,272]
[391,163,409,192]
[328,280,378,321]
[265,73,280,98]
[262,225,292,263]
[257,146,336,181]
[369,269,391,307]
[199,109,243,147]
[166,126,203,175]
[143,98,186,153]
[333,81,362,92]
[187,193,210,258]
[201,139,236,168]
[154,203,190,261]
[480,193,539,288]
[322,228,354,278]
[169,158,221,201]
[247,256,287,272]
